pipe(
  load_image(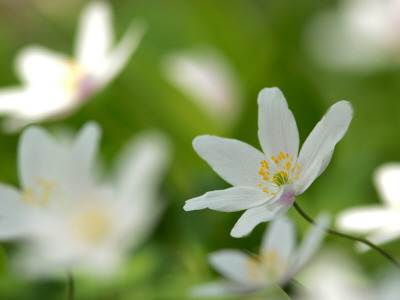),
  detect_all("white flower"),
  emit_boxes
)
[184,87,352,237]
[0,1,145,132]
[191,215,328,298]
[0,122,171,277]
[296,250,400,300]
[162,47,243,128]
[304,0,400,72]
[337,163,400,248]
